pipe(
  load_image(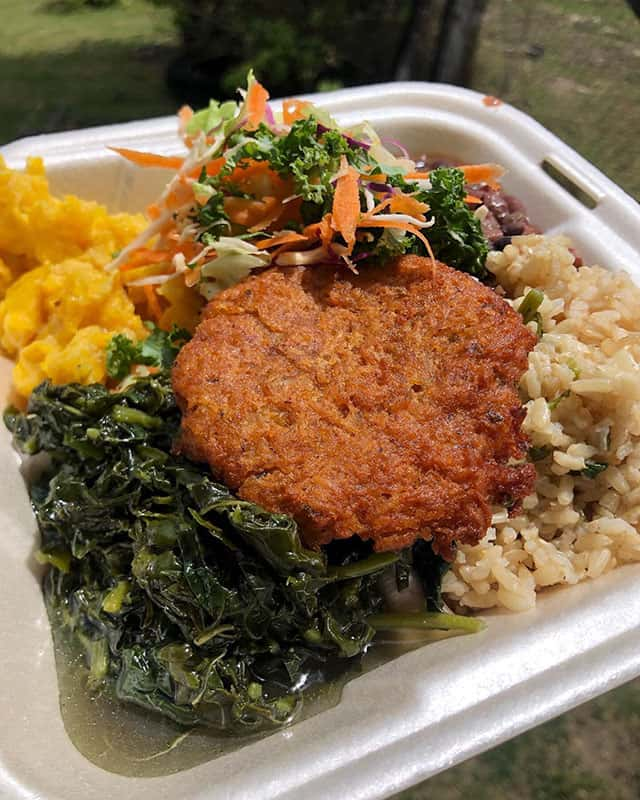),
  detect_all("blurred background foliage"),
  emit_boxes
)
[151,0,416,101]
[0,1,639,798]
[0,0,638,197]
